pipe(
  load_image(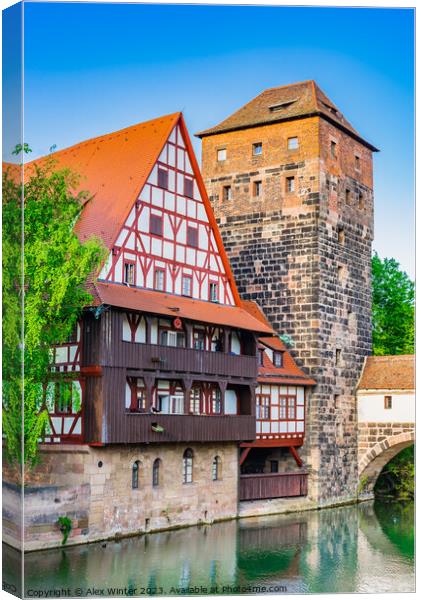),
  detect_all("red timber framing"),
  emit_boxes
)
[254,385,306,443]
[43,321,84,444]
[99,119,238,306]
